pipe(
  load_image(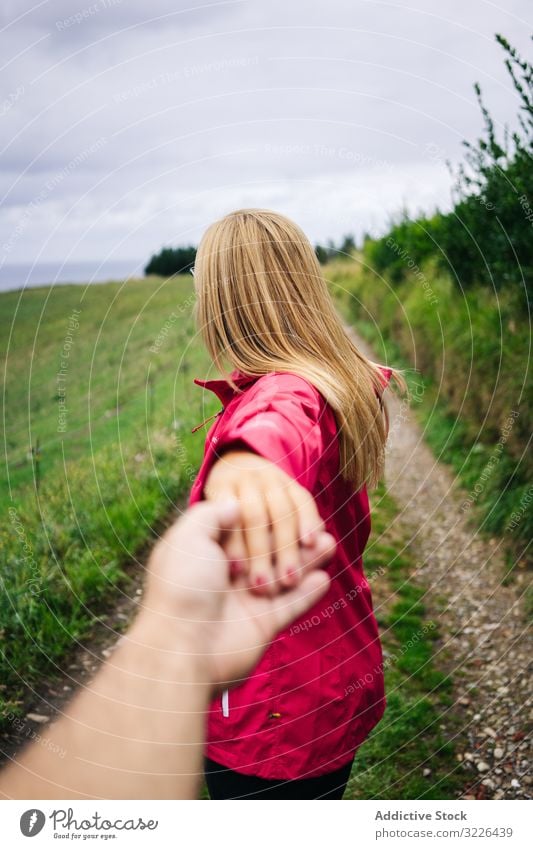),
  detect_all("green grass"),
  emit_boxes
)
[1,276,215,502]
[345,484,461,800]
[0,275,217,723]
[328,259,532,575]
